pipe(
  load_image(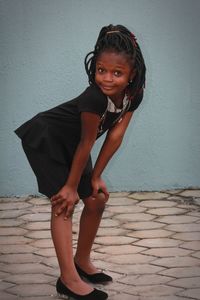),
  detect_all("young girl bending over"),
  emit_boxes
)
[15,24,146,300]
